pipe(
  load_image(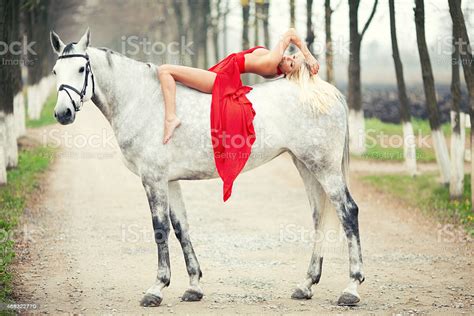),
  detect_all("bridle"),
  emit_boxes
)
[56,53,95,112]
